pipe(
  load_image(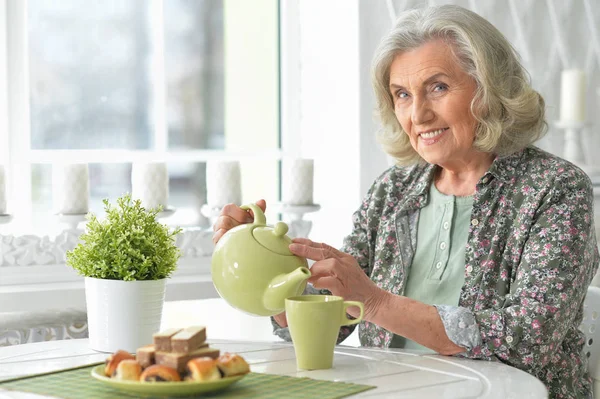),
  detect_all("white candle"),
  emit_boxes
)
[282,159,314,205]
[206,161,242,207]
[0,165,6,215]
[52,163,89,214]
[131,162,169,211]
[560,69,586,123]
